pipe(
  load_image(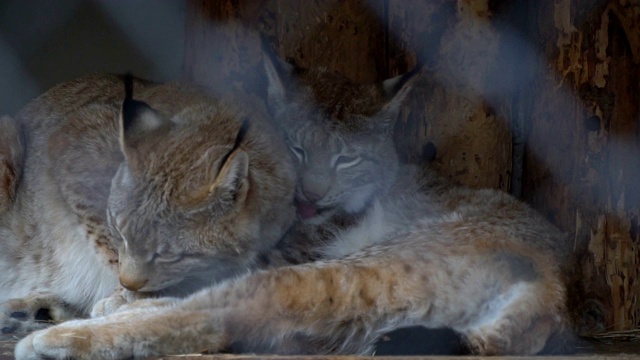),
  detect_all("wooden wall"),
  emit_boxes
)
[183,0,640,334]
[522,0,640,333]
